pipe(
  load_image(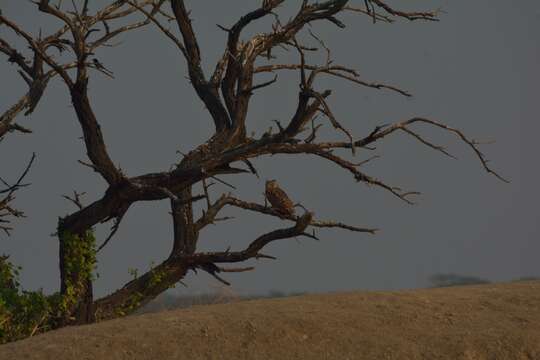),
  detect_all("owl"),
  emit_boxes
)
[265,180,295,217]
